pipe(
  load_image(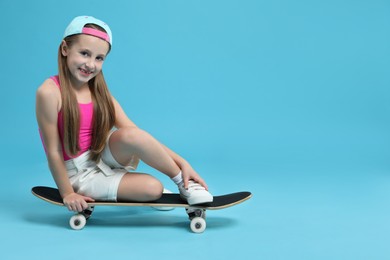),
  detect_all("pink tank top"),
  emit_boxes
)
[43,76,94,161]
